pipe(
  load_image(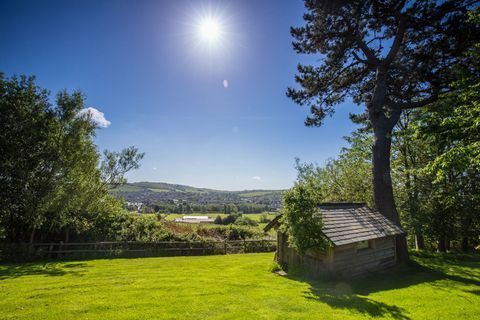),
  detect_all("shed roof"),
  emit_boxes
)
[264,203,403,246]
